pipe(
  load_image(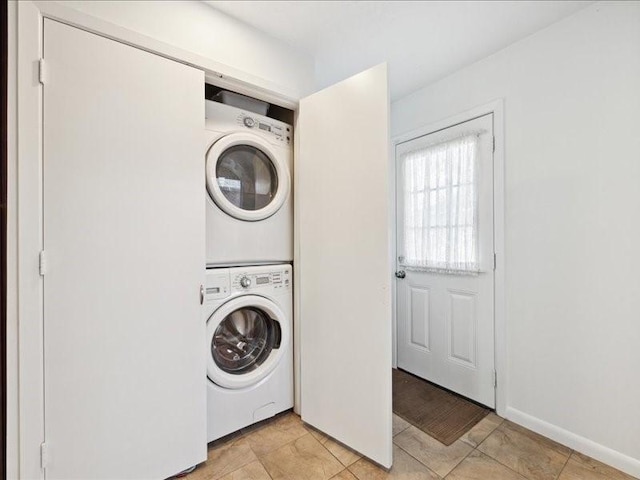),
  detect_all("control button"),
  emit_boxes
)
[240,276,251,288]
[243,117,255,128]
